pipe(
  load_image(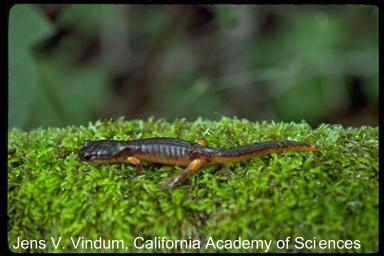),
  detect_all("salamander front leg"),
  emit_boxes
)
[127,156,144,174]
[167,159,206,191]
[197,139,207,146]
